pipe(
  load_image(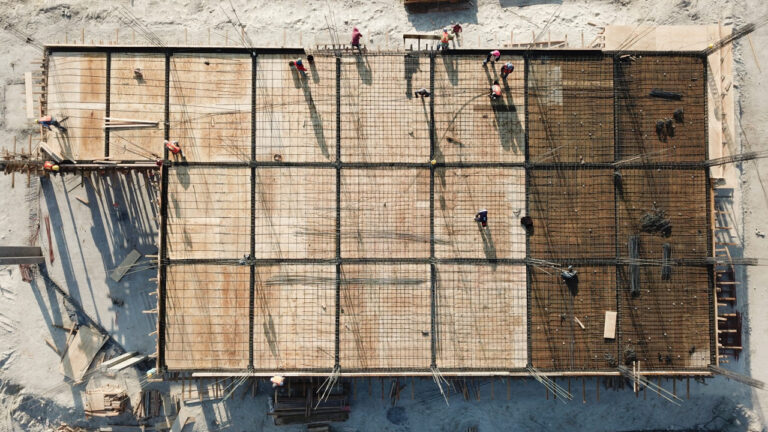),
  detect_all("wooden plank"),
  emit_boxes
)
[108,355,147,372]
[60,325,108,382]
[603,311,617,339]
[25,71,34,118]
[110,249,142,282]
[100,352,138,369]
